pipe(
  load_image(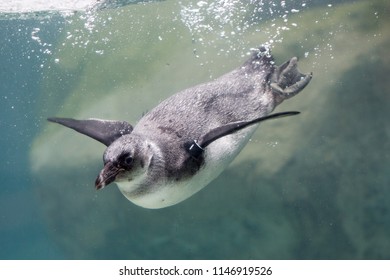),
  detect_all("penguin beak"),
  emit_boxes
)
[95,162,122,190]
